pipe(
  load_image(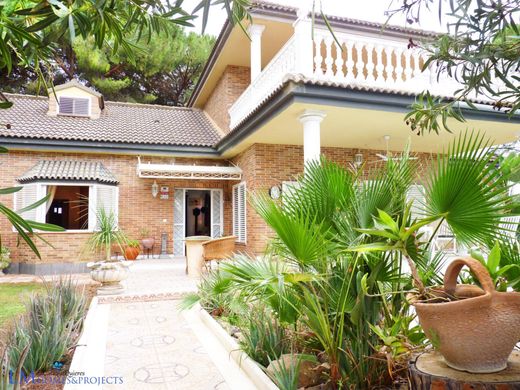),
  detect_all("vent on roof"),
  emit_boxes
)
[58,97,90,116]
